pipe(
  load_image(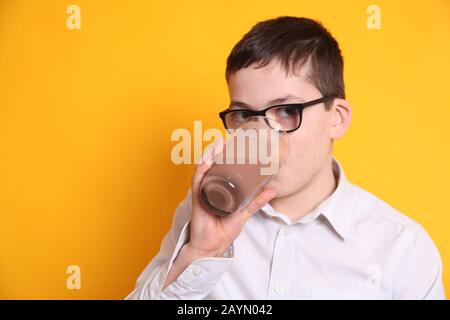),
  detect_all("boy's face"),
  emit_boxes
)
[227,60,340,198]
